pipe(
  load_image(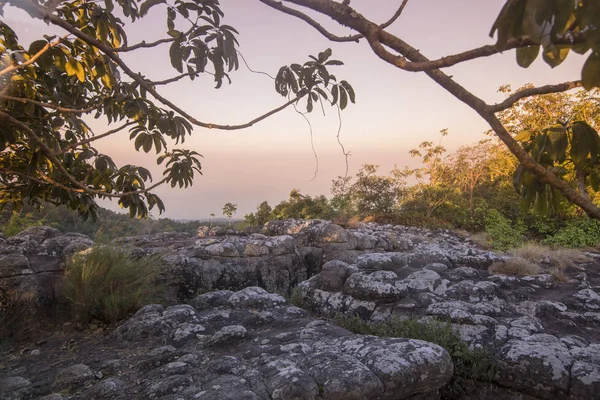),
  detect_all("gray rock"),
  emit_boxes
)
[343,271,408,302]
[0,376,33,400]
[207,325,248,346]
[51,364,94,391]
